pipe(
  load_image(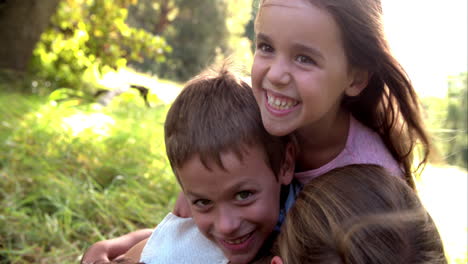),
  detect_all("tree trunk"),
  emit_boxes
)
[0,0,61,72]
[154,0,174,34]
